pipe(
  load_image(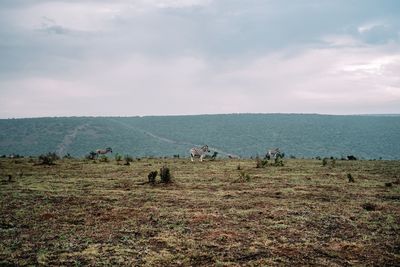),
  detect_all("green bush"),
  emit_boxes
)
[160,166,172,183]
[255,156,268,168]
[347,173,355,183]
[148,171,158,185]
[85,151,97,160]
[115,153,122,163]
[274,155,284,166]
[38,152,59,165]
[99,155,108,162]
